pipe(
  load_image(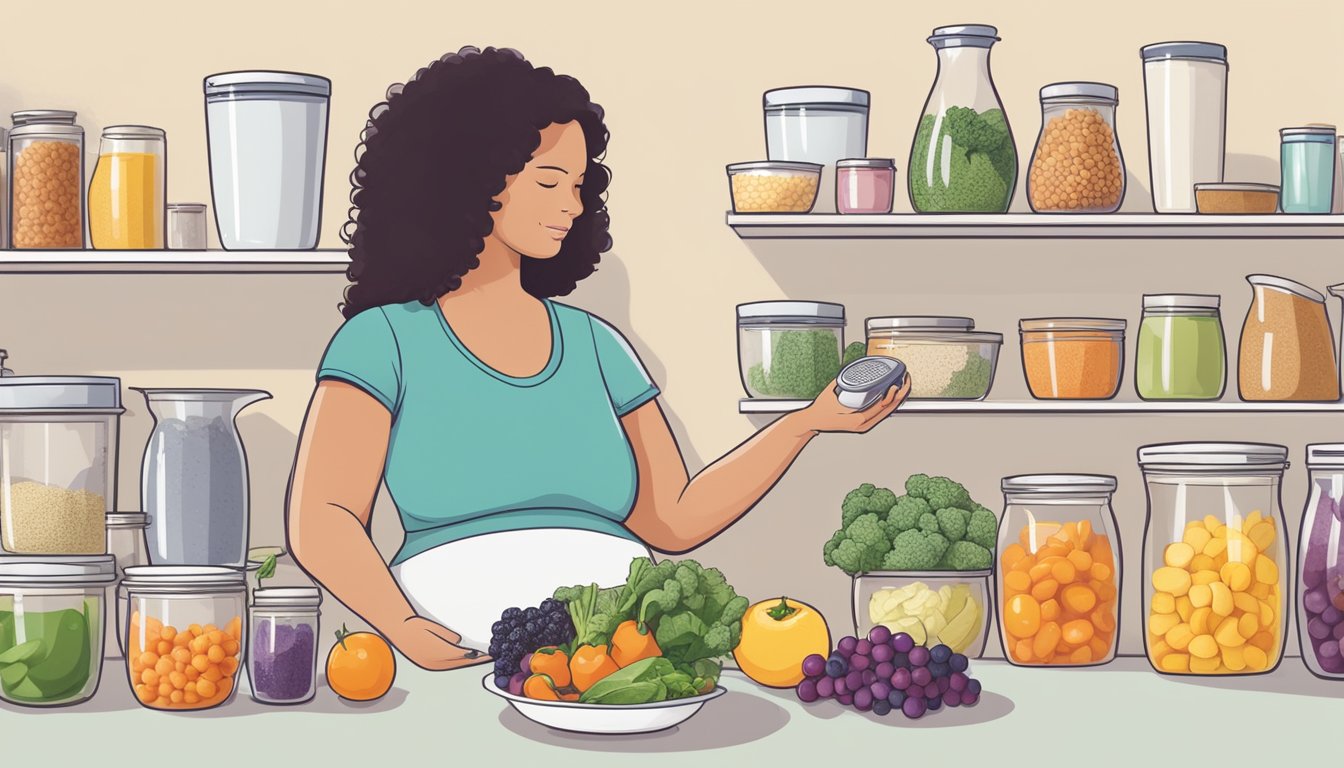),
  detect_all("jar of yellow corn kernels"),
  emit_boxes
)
[727,161,822,214]
[8,120,85,249]
[1027,82,1126,213]
[1138,443,1289,676]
